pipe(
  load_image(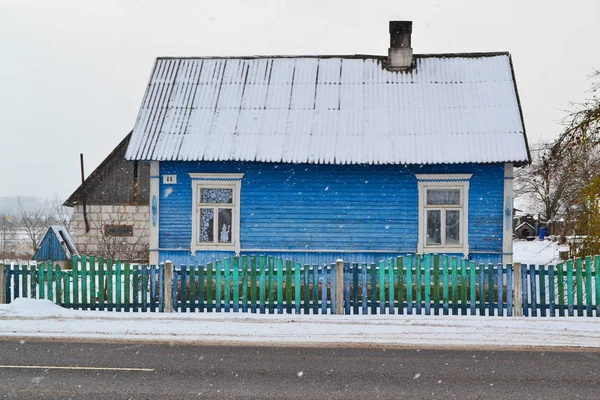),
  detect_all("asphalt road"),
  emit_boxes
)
[1,340,599,399]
